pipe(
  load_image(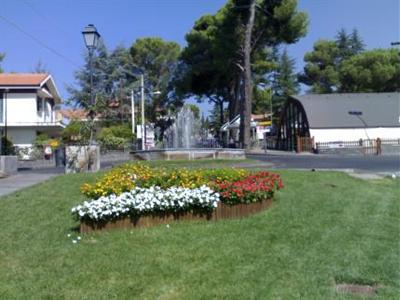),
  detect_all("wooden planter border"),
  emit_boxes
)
[80,198,273,233]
